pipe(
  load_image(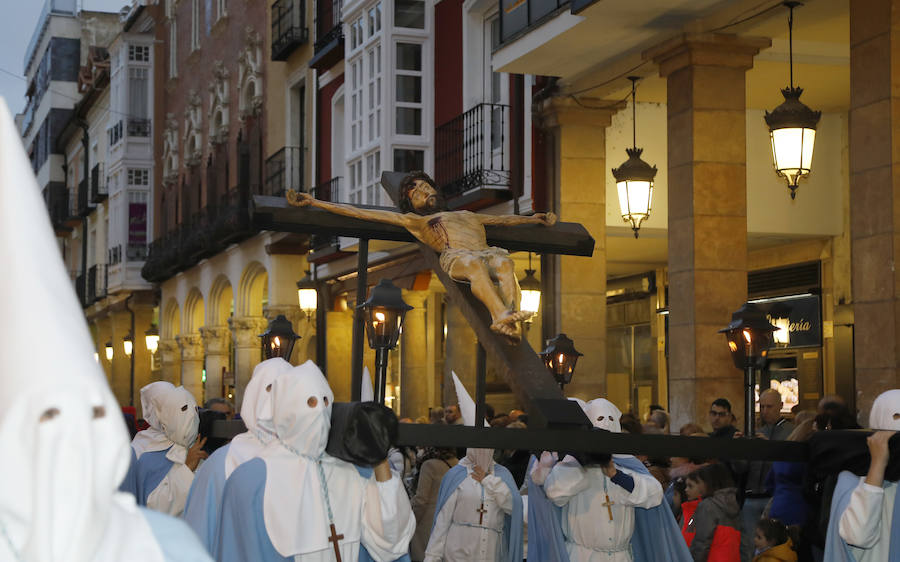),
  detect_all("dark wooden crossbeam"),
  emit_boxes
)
[210,419,808,462]
[251,195,595,257]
